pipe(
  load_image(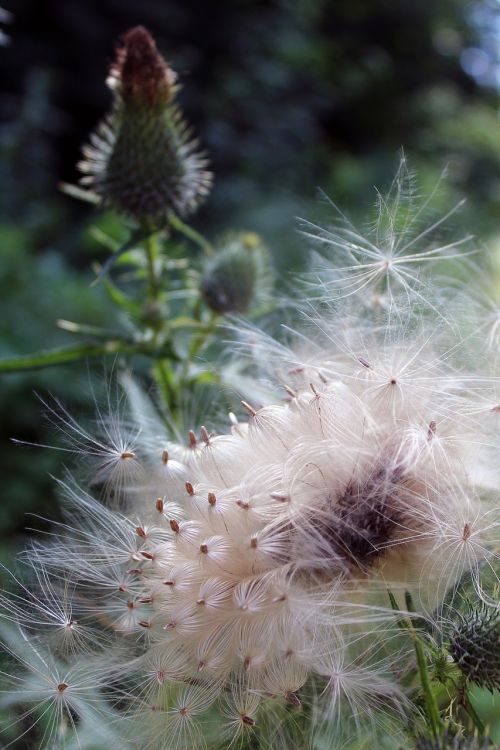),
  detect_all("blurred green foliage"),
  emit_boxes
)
[1,0,500,542]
